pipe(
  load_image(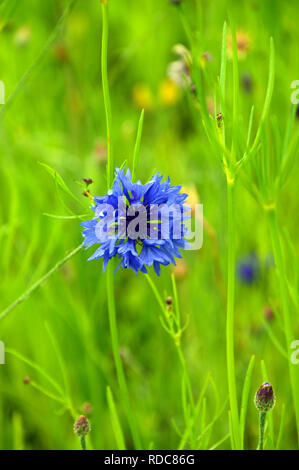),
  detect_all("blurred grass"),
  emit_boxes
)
[0,0,298,449]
